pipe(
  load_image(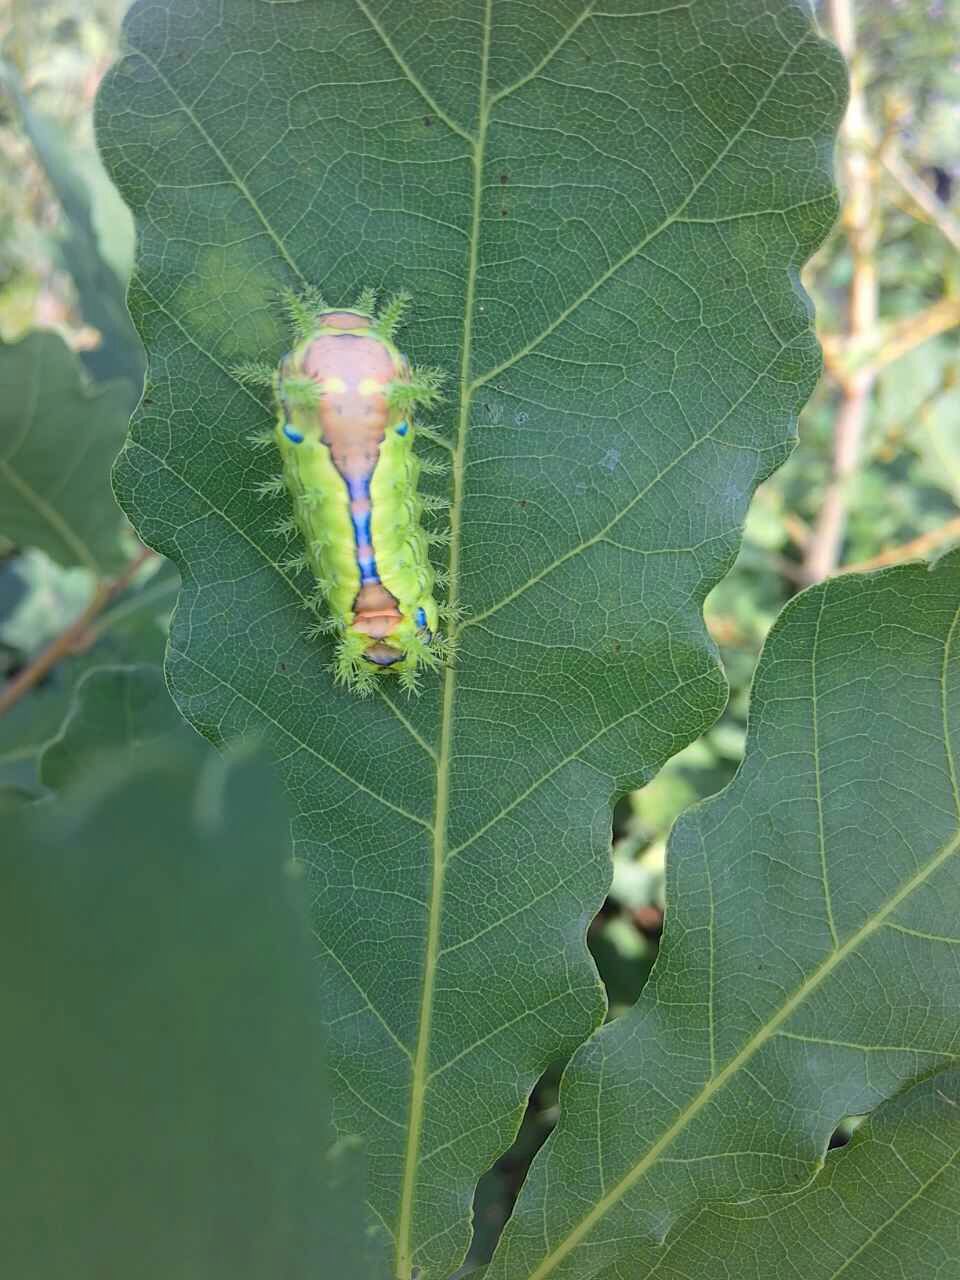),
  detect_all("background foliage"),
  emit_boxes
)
[1,699,378,1280]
